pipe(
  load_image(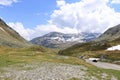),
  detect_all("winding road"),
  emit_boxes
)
[86,59,120,71]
